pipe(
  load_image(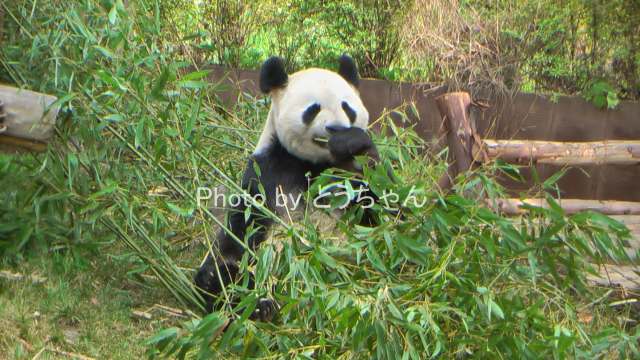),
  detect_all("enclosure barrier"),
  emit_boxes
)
[435,92,640,291]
